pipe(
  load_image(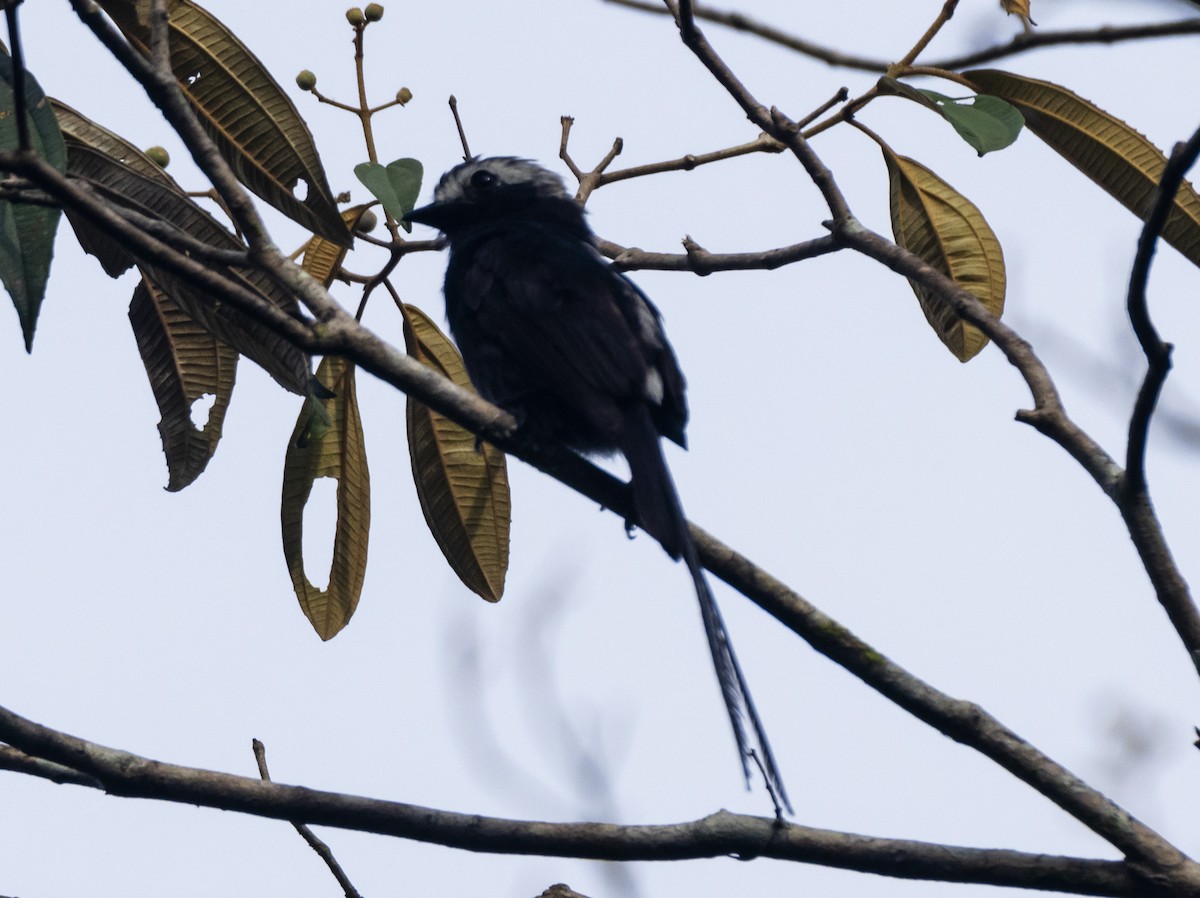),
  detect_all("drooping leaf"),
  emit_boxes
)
[52,101,311,394]
[354,158,423,232]
[884,149,1007,362]
[95,0,351,245]
[281,355,371,640]
[916,89,1024,156]
[129,275,238,490]
[964,69,1200,269]
[402,304,509,602]
[999,0,1036,26]
[300,204,372,287]
[0,48,65,350]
